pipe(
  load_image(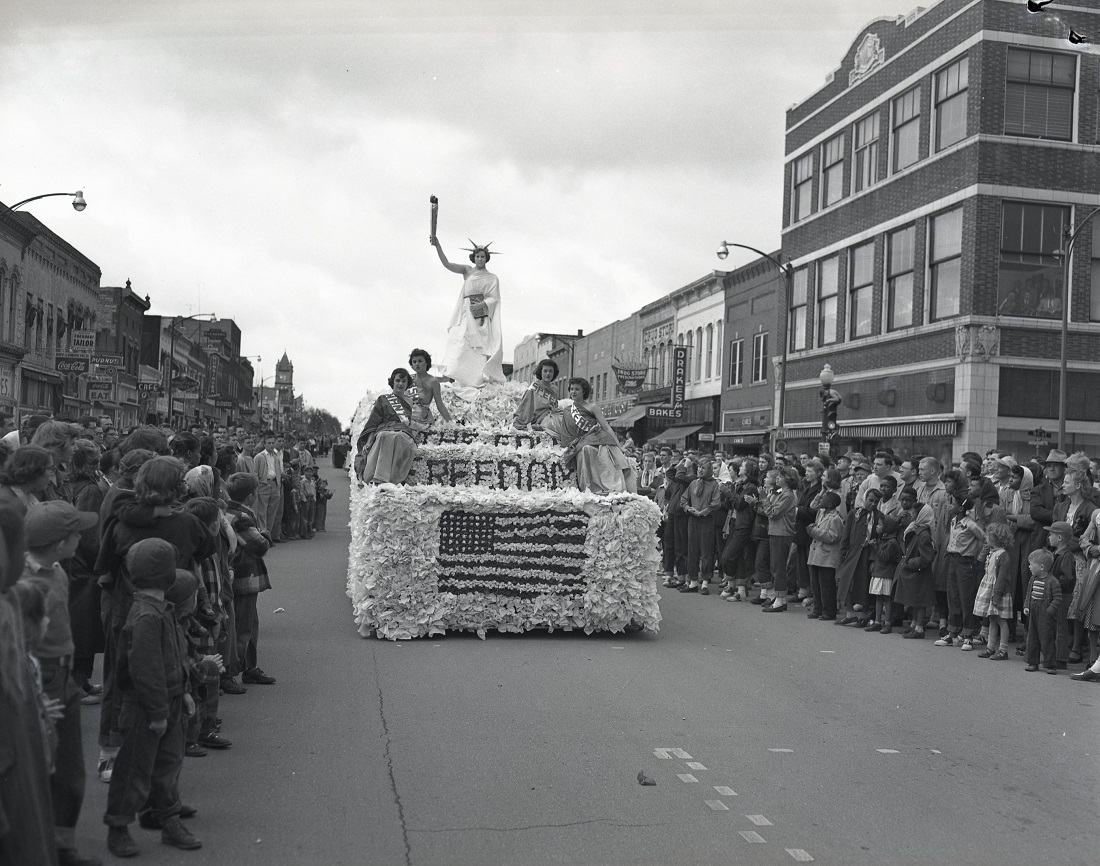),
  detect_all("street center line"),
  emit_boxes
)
[786,849,815,862]
[746,815,773,826]
[686,762,707,770]
[739,831,767,843]
[768,748,794,753]
[677,774,699,783]
[670,748,693,759]
[876,749,900,754]
[931,749,942,754]
[705,800,729,811]
[713,786,737,796]
[820,650,835,653]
